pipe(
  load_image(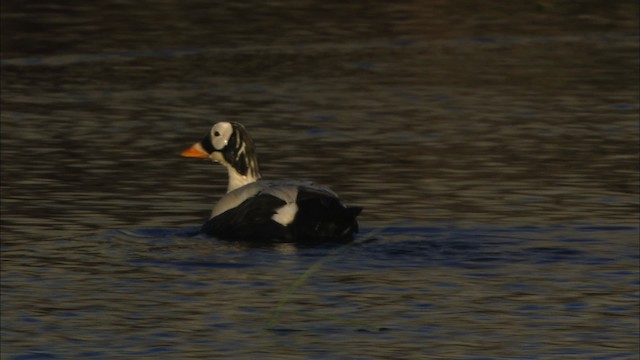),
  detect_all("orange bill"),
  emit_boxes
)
[181,142,209,158]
